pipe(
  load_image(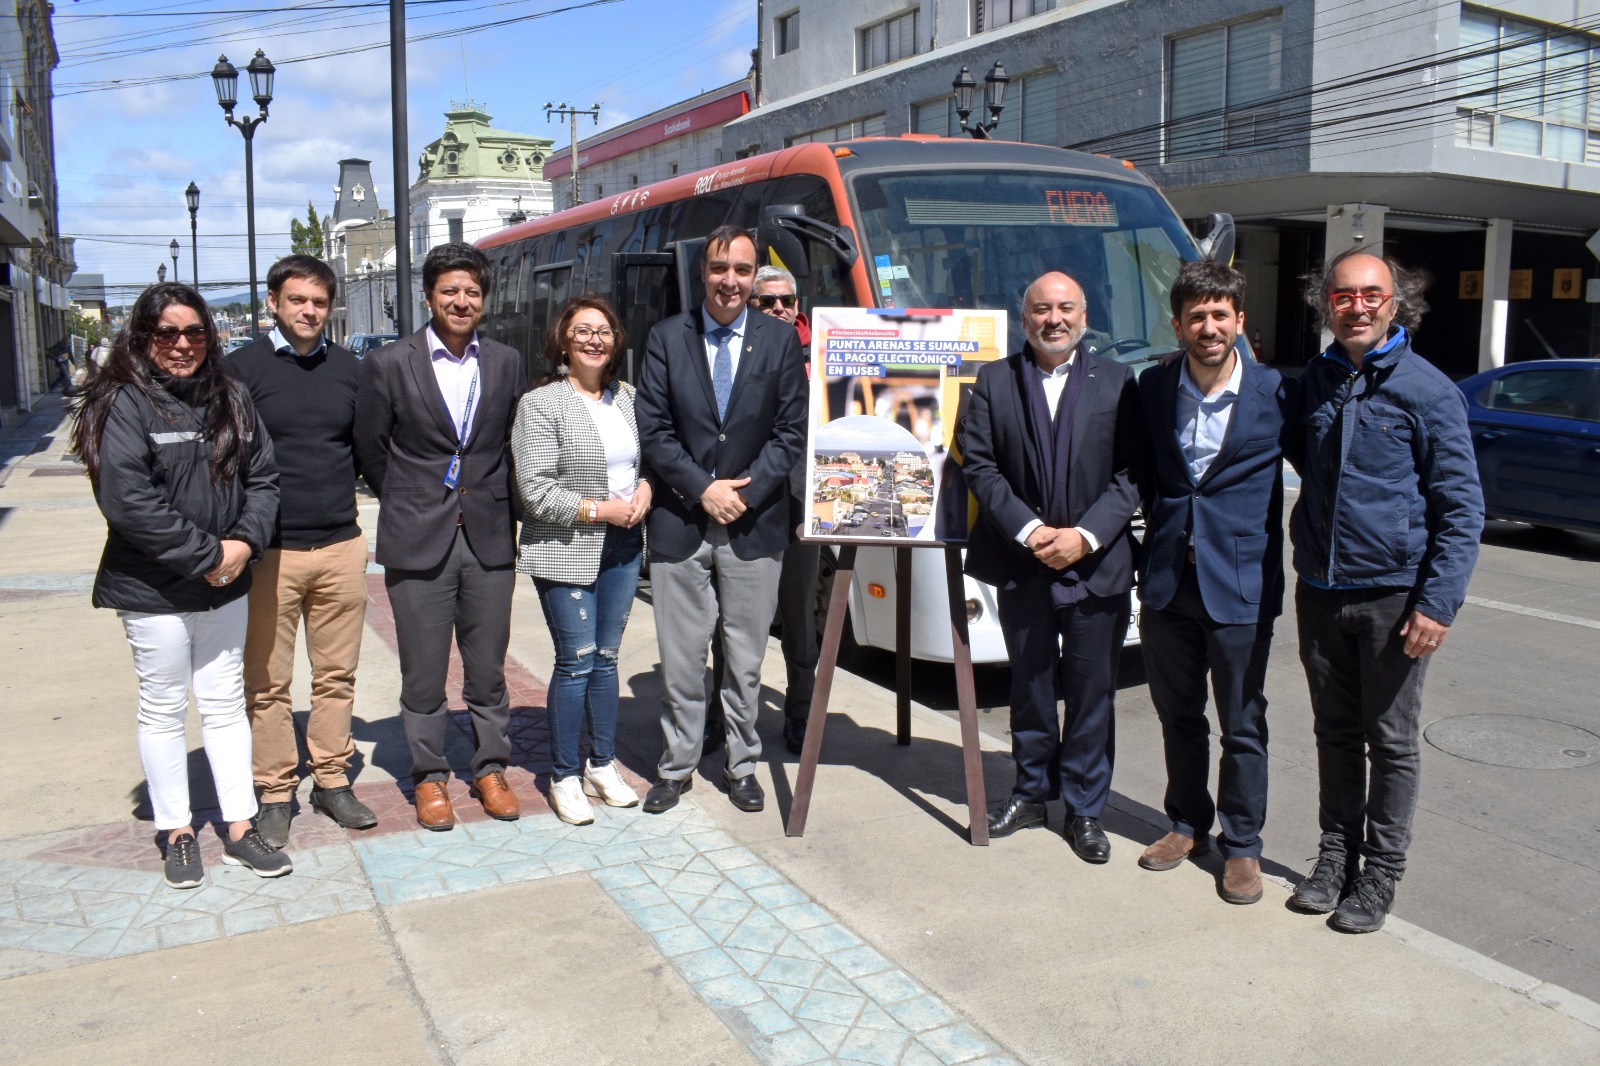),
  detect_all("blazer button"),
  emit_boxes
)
[460,487,468,495]
[718,433,726,442]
